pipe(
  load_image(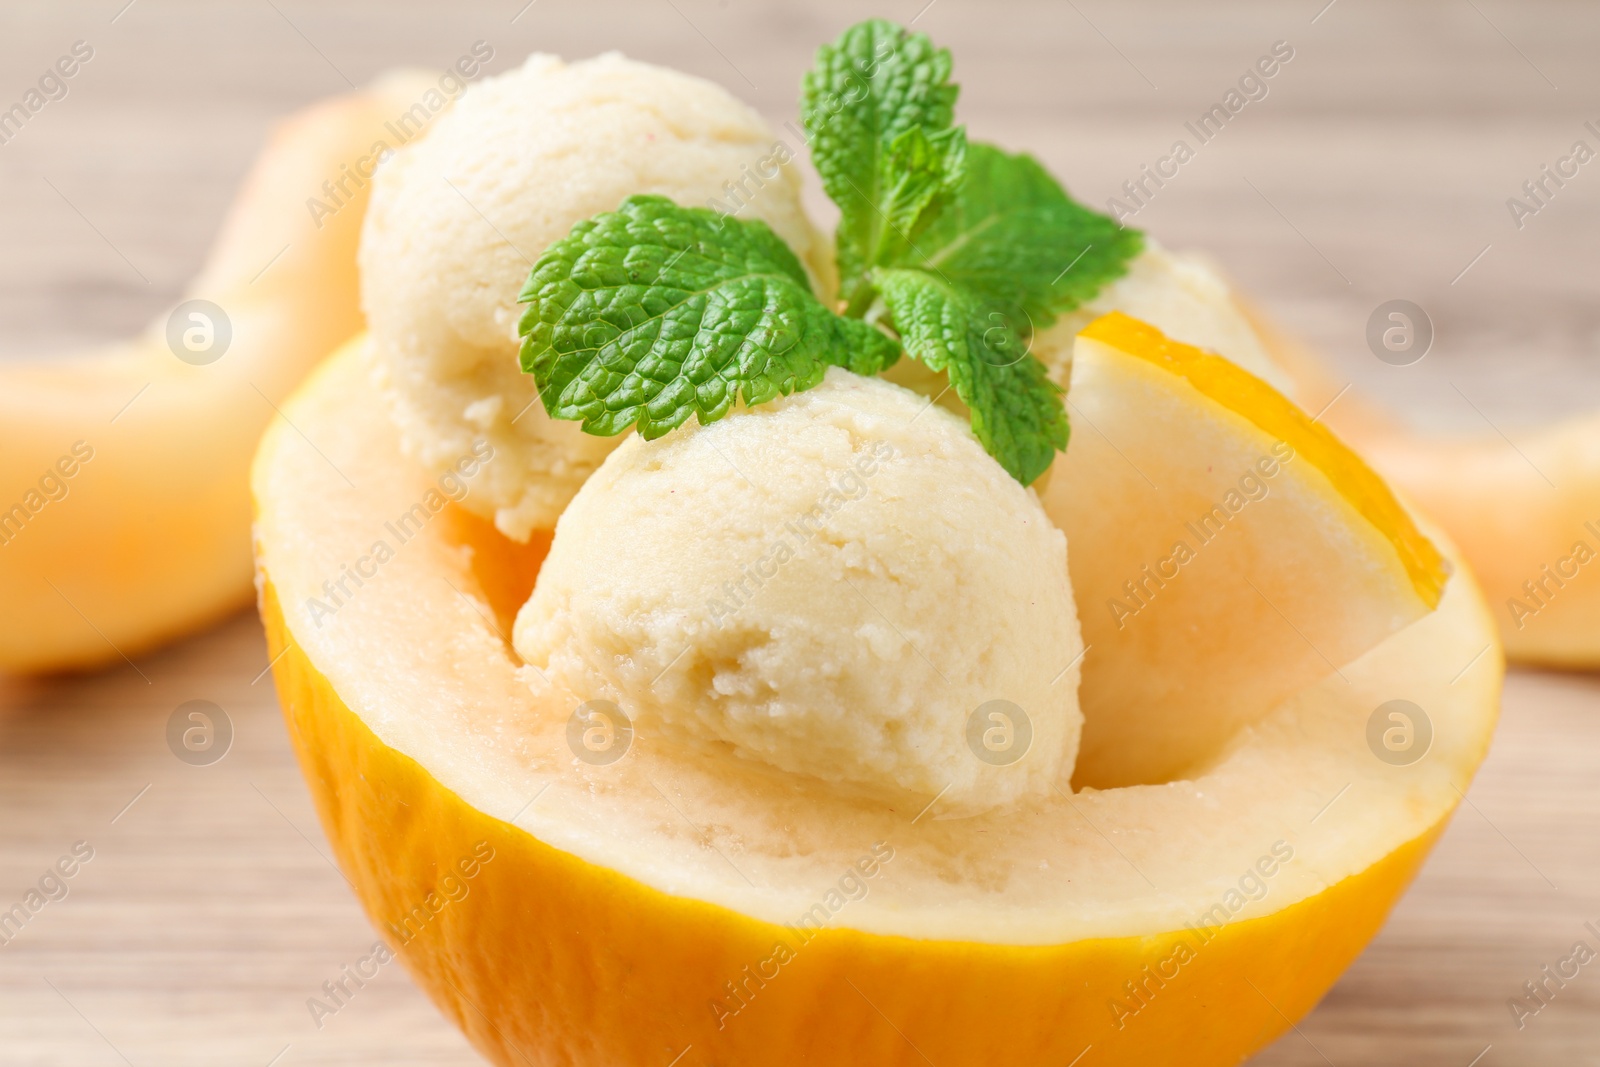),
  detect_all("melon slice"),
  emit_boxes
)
[1251,308,1600,668]
[1044,313,1451,788]
[1354,419,1600,666]
[253,334,1499,1067]
[0,74,431,673]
